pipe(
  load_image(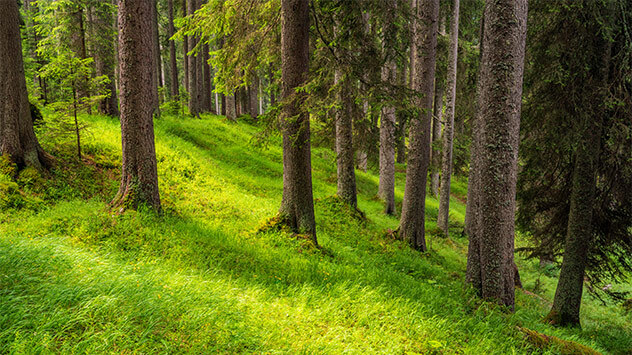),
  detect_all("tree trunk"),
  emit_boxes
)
[226,93,236,121]
[186,0,199,117]
[0,0,51,170]
[279,0,316,241]
[466,0,527,310]
[68,5,90,113]
[437,0,459,235]
[334,68,358,208]
[202,44,212,112]
[546,37,611,328]
[151,0,162,116]
[111,0,161,211]
[249,76,259,119]
[93,3,119,116]
[221,93,226,116]
[430,83,443,198]
[168,0,179,99]
[398,0,439,251]
[182,0,189,98]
